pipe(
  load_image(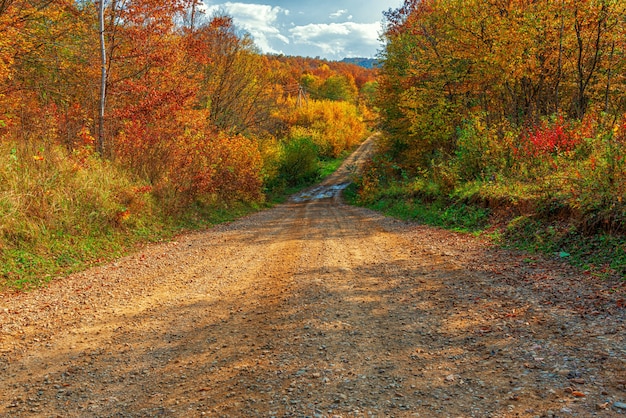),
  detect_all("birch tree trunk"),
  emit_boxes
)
[97,0,107,155]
